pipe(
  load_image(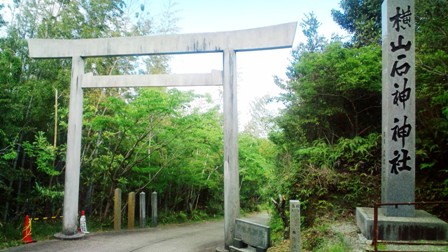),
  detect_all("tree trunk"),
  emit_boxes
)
[103,183,116,218]
[271,195,289,239]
